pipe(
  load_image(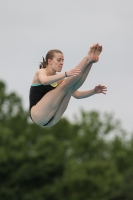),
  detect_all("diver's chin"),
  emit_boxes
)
[57,69,62,72]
